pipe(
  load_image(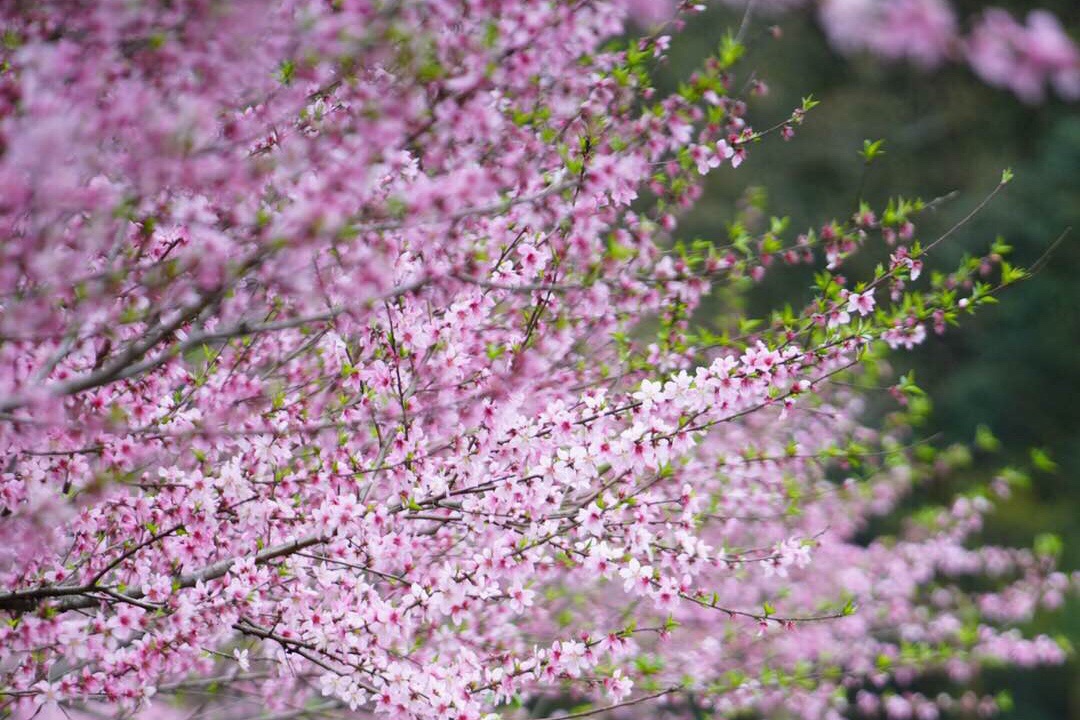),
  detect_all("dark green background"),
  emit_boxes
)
[669,3,1080,717]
